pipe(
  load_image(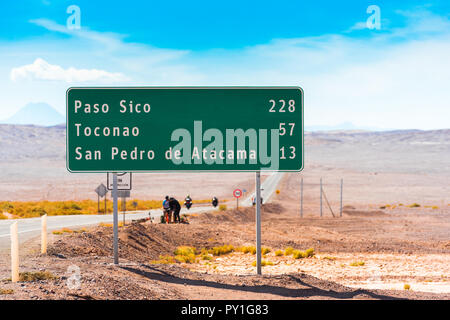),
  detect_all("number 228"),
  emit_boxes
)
[269,99,295,112]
